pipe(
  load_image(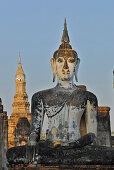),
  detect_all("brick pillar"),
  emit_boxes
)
[97,106,112,147]
[0,98,8,169]
[77,85,87,91]
[0,113,2,170]
[0,99,3,170]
